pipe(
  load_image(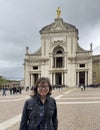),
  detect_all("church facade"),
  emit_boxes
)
[24,8,100,87]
